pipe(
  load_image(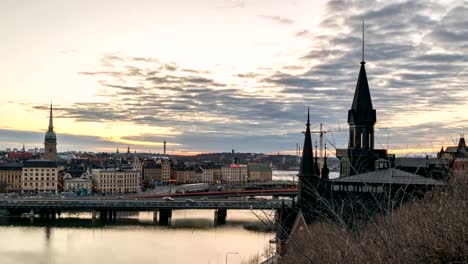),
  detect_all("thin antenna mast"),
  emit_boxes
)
[362,20,365,63]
